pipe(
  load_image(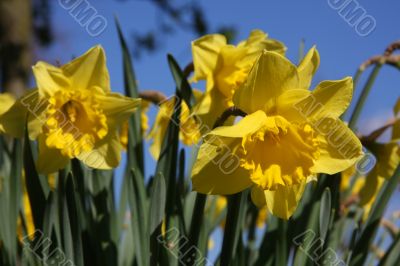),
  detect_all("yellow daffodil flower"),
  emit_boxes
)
[0,46,141,174]
[192,48,363,219]
[148,95,202,160]
[191,30,286,130]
